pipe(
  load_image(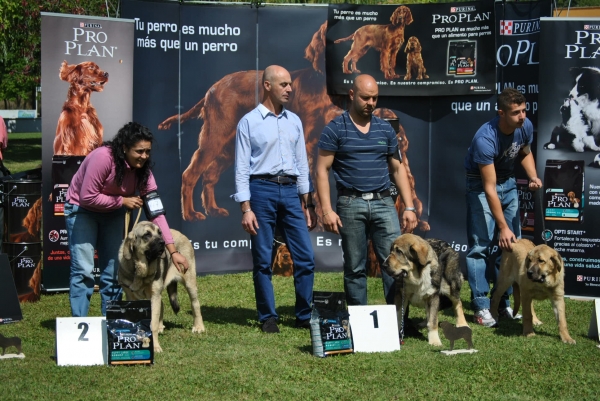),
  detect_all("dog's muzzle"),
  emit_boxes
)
[527,270,546,283]
[145,238,166,262]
